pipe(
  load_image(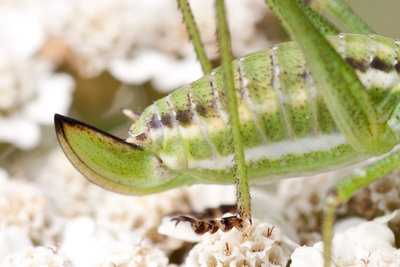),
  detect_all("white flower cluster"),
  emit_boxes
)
[276,172,337,244]
[0,1,74,149]
[33,149,191,238]
[4,146,400,266]
[2,246,71,267]
[102,240,172,267]
[60,217,173,267]
[183,220,297,267]
[0,150,189,266]
[276,159,400,245]
[0,169,47,247]
[291,211,400,266]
